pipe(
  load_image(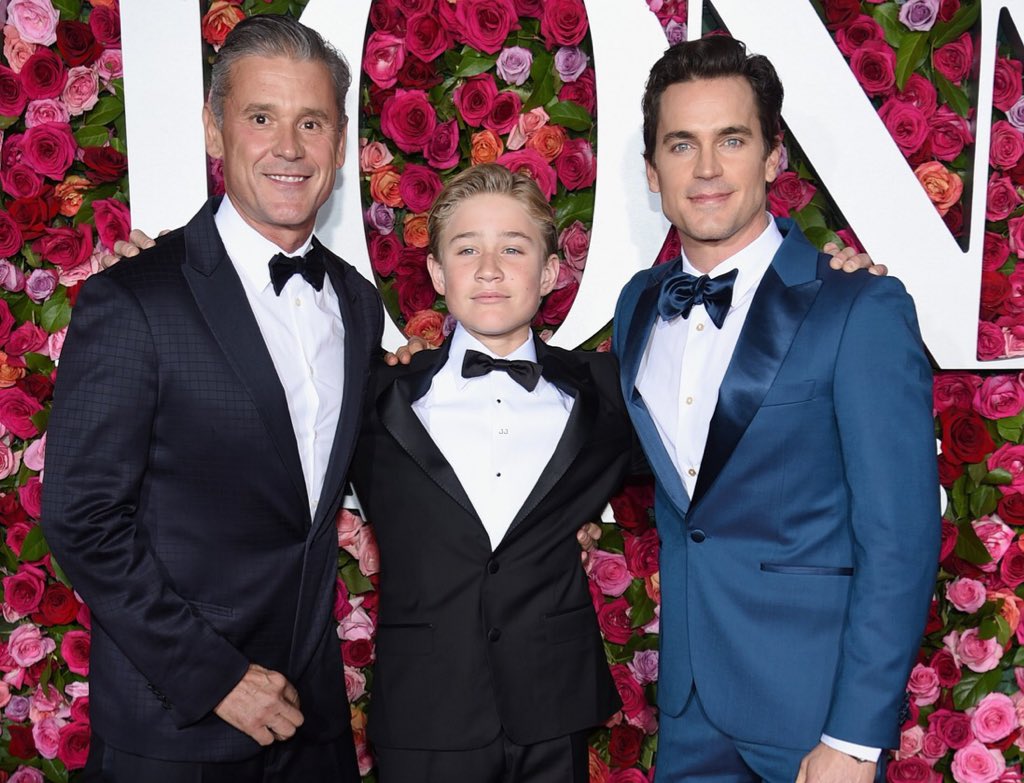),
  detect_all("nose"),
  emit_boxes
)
[273,124,303,160]
[475,250,504,281]
[693,145,723,179]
